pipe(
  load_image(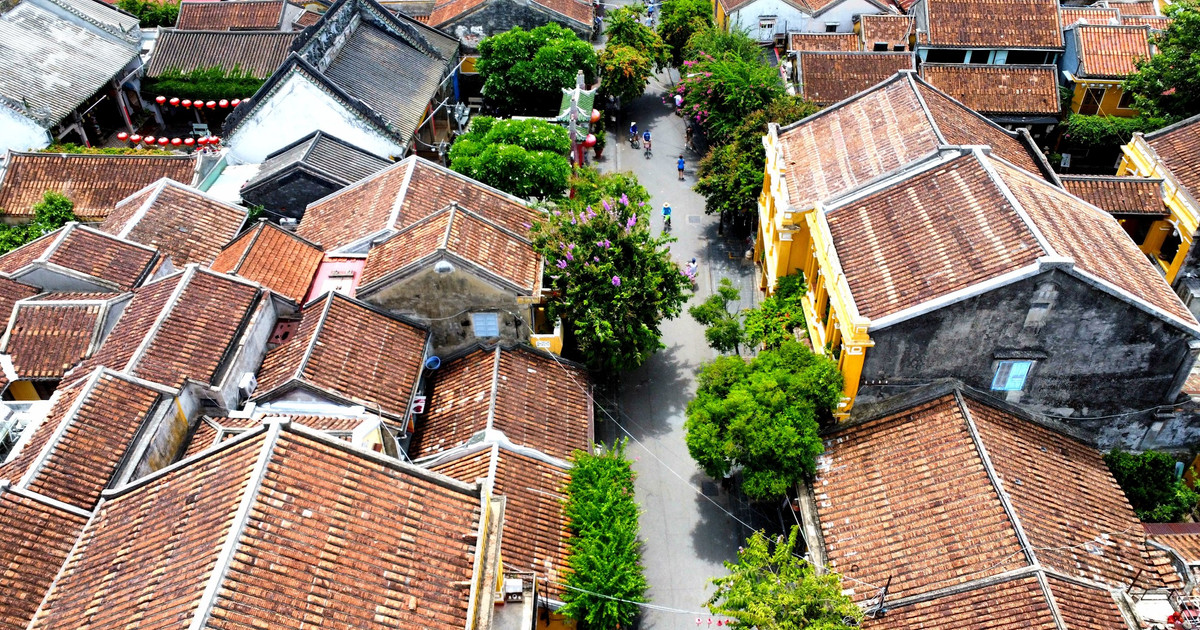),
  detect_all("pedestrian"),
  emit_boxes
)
[685,124,694,151]
[677,155,685,180]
